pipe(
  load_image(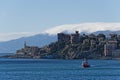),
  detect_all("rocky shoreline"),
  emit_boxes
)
[1,54,120,60]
